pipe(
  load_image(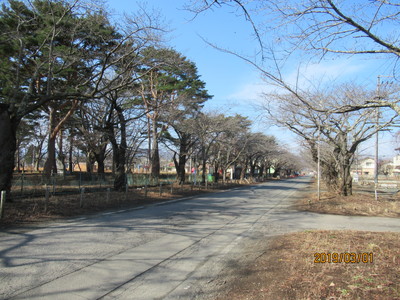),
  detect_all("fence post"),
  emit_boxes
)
[80,188,85,208]
[0,191,5,220]
[159,182,162,196]
[170,183,173,195]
